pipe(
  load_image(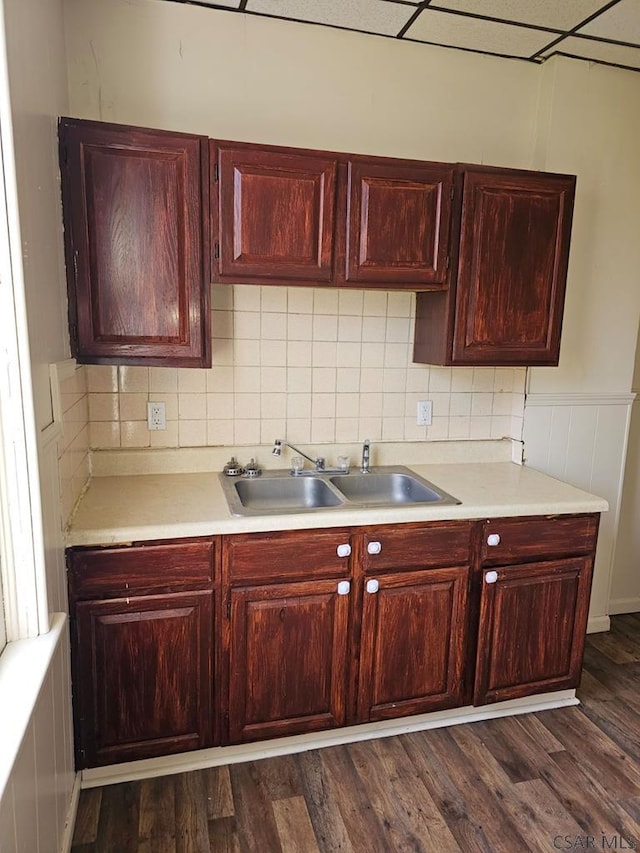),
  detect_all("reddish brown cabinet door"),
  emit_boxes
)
[73,591,214,768]
[228,579,349,743]
[452,167,575,365]
[59,119,210,366]
[356,566,469,722]
[345,159,454,288]
[474,557,593,706]
[212,142,338,283]
[414,166,575,366]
